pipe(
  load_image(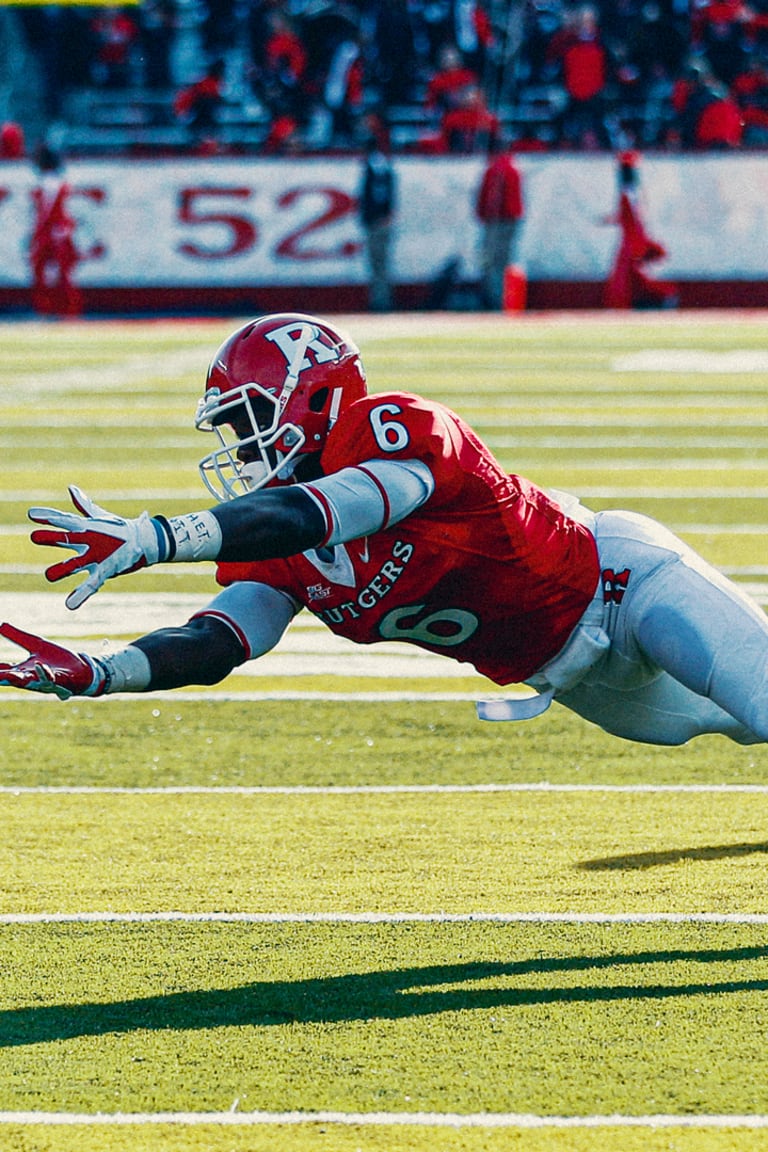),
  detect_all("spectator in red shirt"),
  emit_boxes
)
[555,6,611,148]
[672,63,741,148]
[174,57,226,149]
[475,140,524,309]
[90,5,139,88]
[692,0,752,42]
[248,11,309,130]
[266,15,307,84]
[564,31,605,101]
[732,55,768,139]
[507,126,551,153]
[0,121,25,159]
[468,2,495,73]
[426,44,478,114]
[695,88,744,146]
[263,113,302,154]
[441,85,500,154]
